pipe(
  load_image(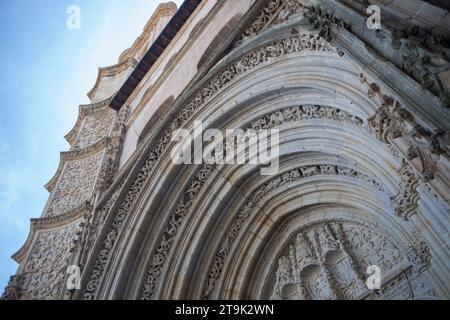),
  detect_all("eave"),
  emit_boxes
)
[109,0,203,111]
